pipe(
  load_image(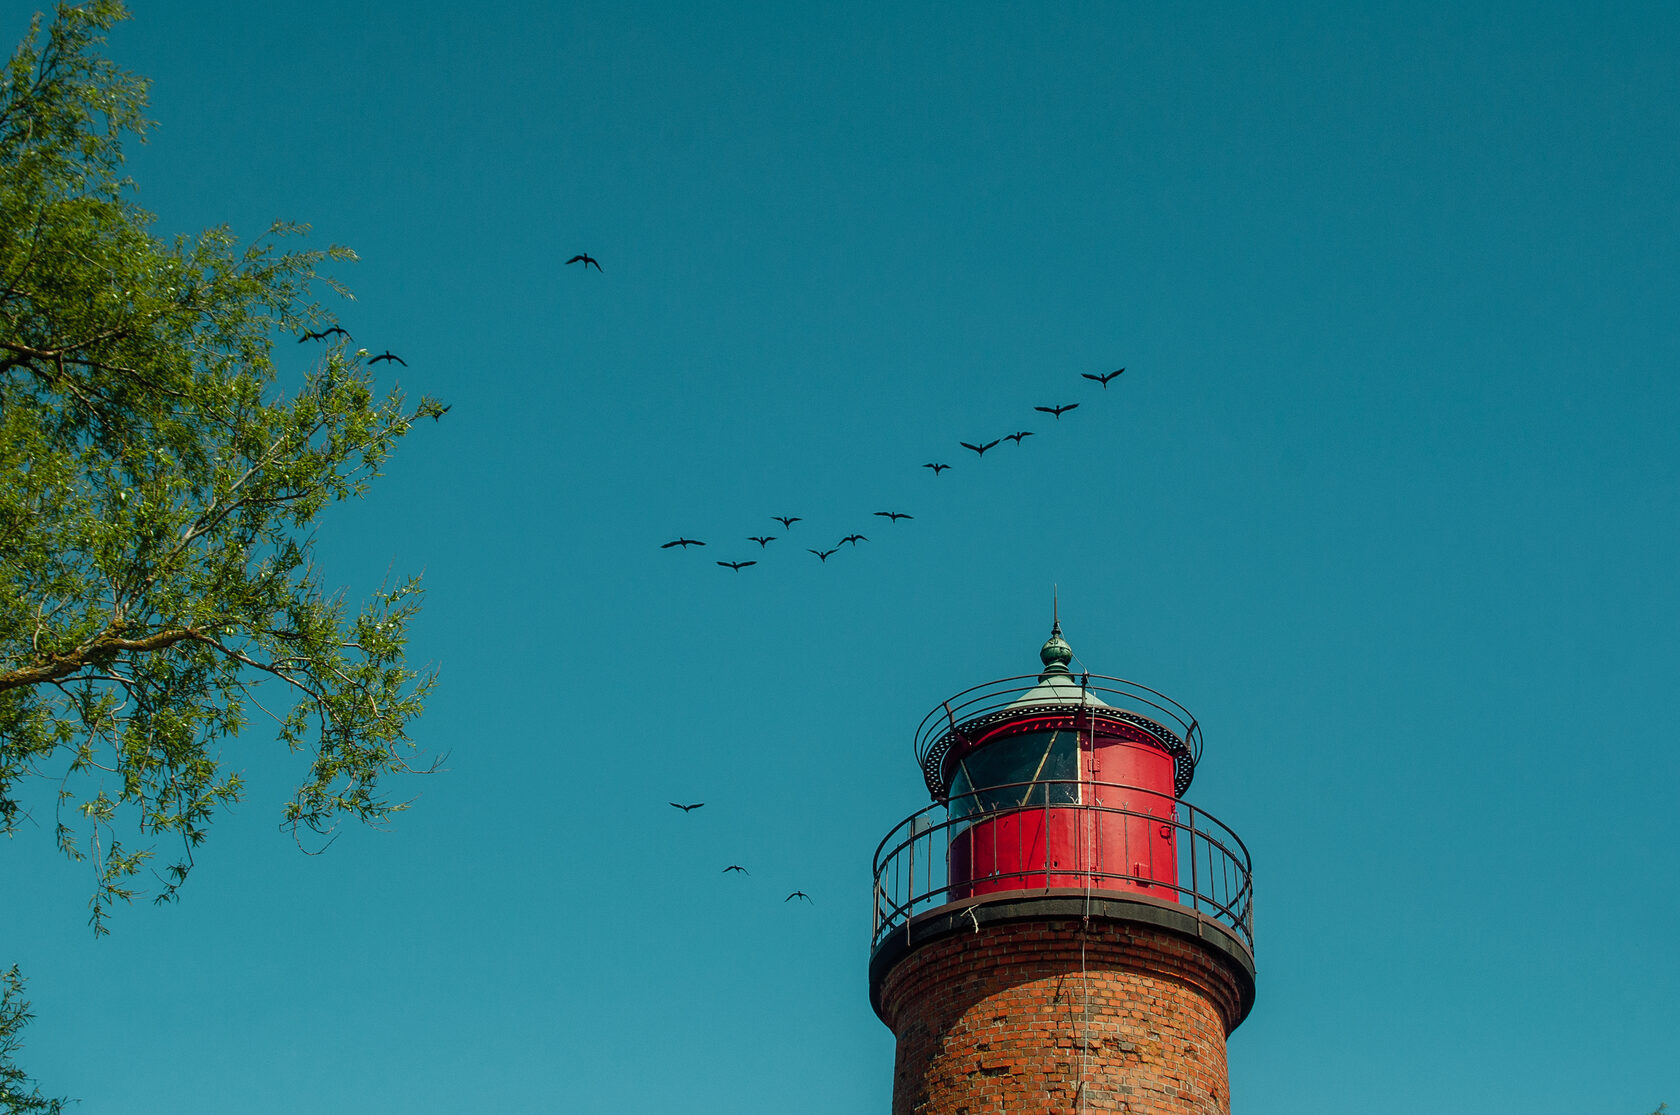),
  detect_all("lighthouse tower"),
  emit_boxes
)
[868,621,1255,1114]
